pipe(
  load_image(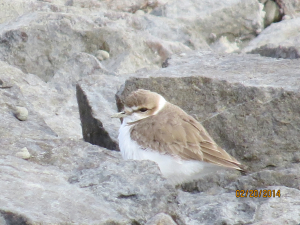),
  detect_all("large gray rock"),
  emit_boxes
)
[0,44,179,223]
[0,156,126,225]
[0,60,83,138]
[0,136,179,224]
[0,0,266,82]
[275,0,300,18]
[178,186,300,225]
[0,56,179,224]
[0,65,57,139]
[76,74,129,150]
[152,0,265,50]
[115,51,300,172]
[0,11,161,81]
[244,17,300,58]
